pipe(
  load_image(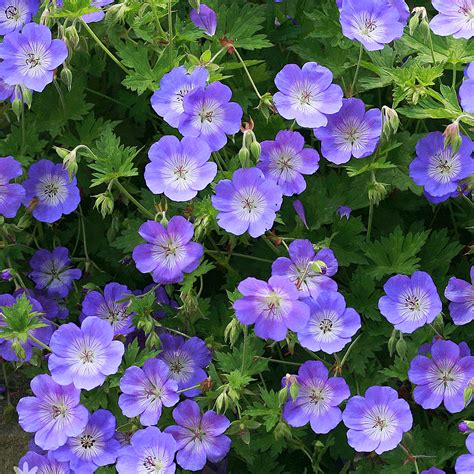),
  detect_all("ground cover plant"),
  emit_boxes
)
[0,0,474,472]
